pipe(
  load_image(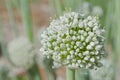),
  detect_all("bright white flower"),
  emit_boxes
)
[90,60,113,80]
[40,12,105,69]
[8,37,35,69]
